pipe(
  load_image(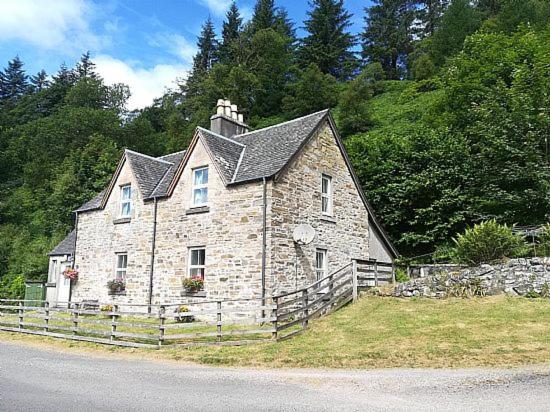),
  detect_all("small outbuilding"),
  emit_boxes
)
[46,230,75,306]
